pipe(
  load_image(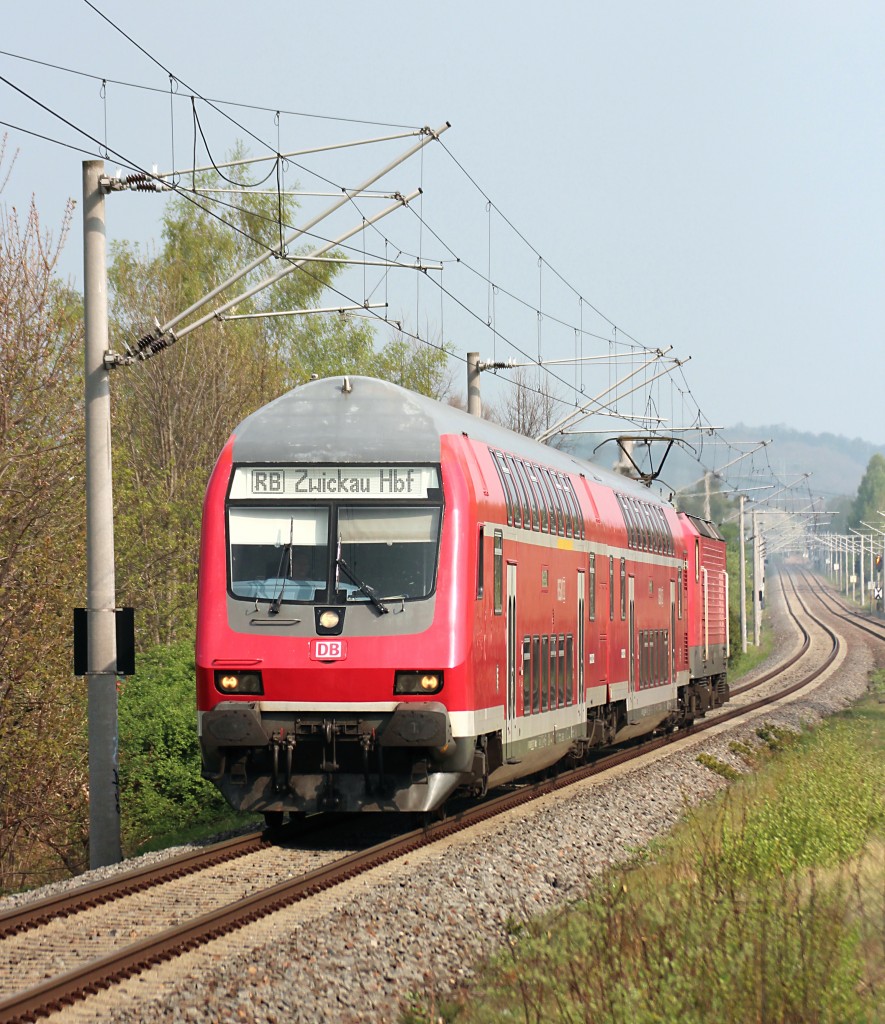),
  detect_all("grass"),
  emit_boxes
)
[131,809,262,855]
[404,673,885,1024]
[728,619,774,680]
